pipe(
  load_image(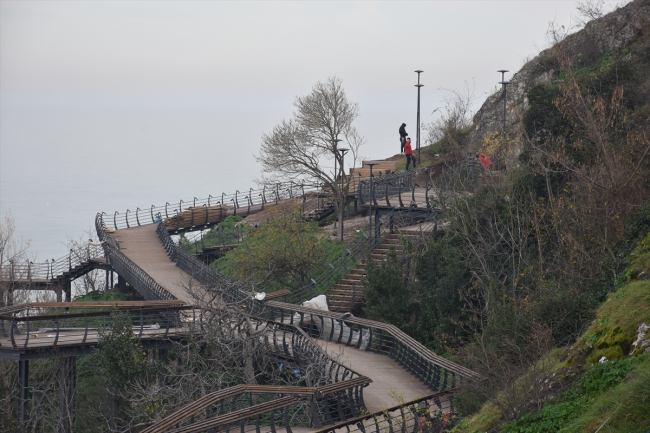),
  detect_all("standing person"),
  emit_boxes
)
[404,137,416,170]
[399,123,408,153]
